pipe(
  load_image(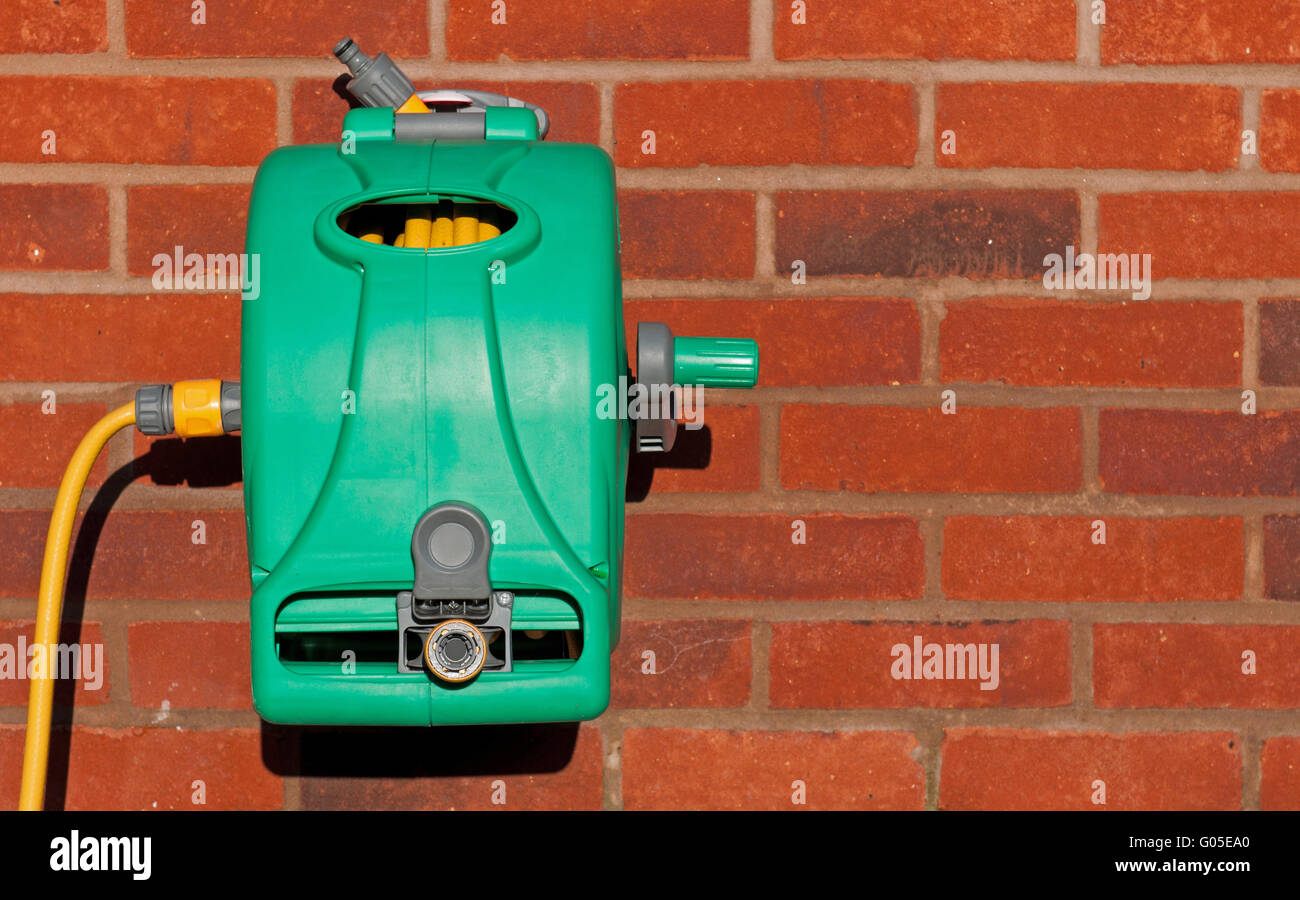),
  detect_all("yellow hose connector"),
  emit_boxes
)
[19,380,240,810]
[18,402,135,811]
[172,378,225,438]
